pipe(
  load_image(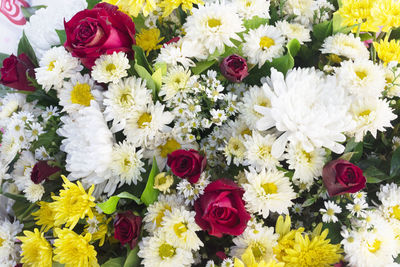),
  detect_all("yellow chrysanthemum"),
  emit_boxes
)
[53,228,99,267]
[158,0,204,17]
[84,211,111,247]
[374,39,400,65]
[51,175,96,230]
[102,0,156,17]
[234,246,285,267]
[19,228,52,267]
[32,201,56,233]
[136,28,164,56]
[370,0,400,32]
[338,0,377,32]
